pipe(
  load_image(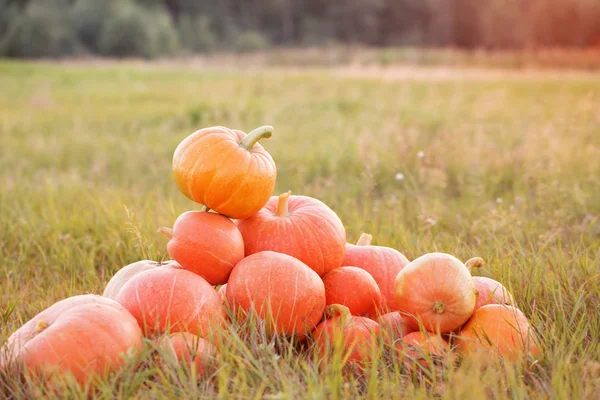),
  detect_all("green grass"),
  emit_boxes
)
[0,59,599,398]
